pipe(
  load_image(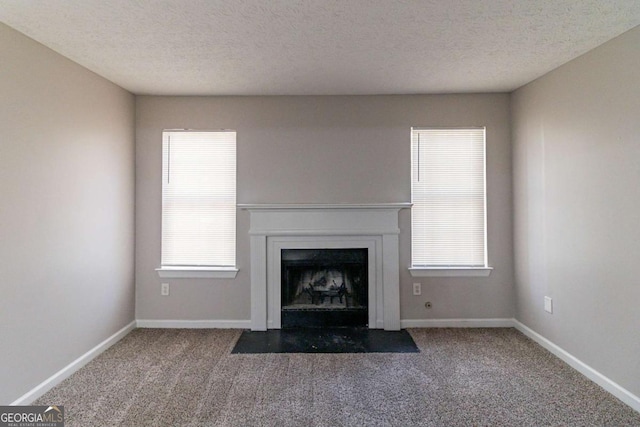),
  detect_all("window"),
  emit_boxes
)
[157,130,237,278]
[410,127,491,277]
